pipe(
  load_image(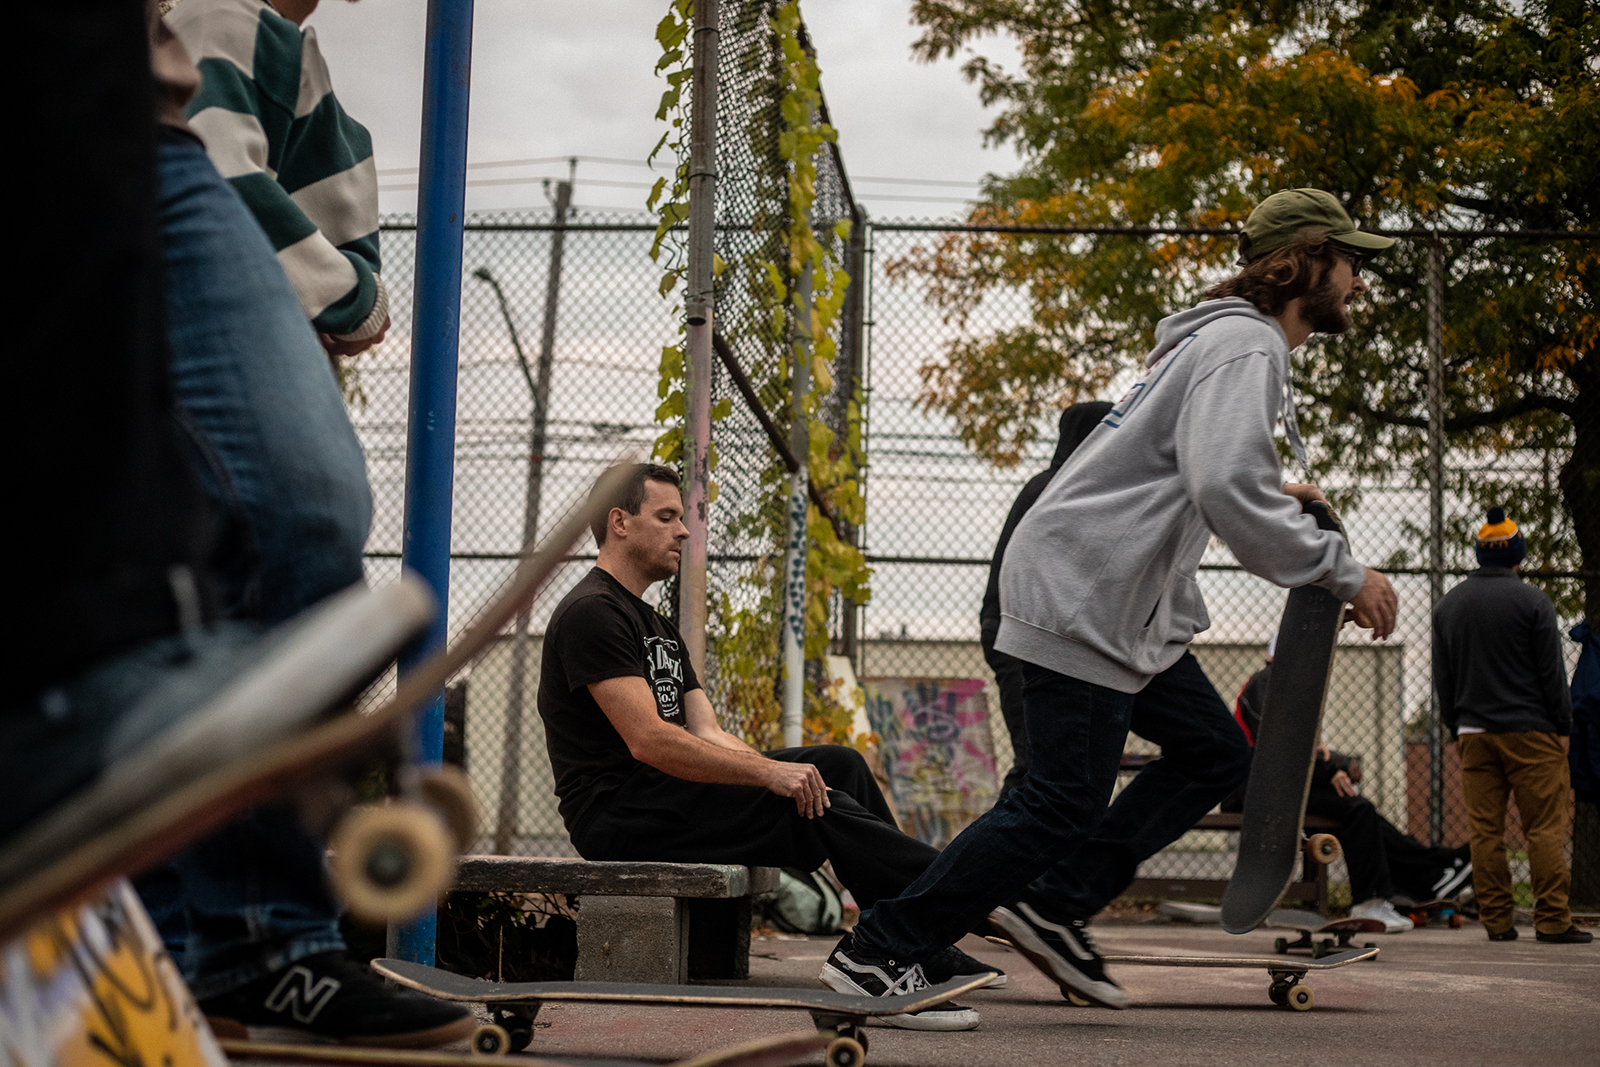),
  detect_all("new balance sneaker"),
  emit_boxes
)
[1430,858,1474,901]
[921,944,1007,988]
[1535,926,1594,944]
[987,895,1129,1009]
[1349,898,1412,934]
[819,932,982,1031]
[199,951,476,1047]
